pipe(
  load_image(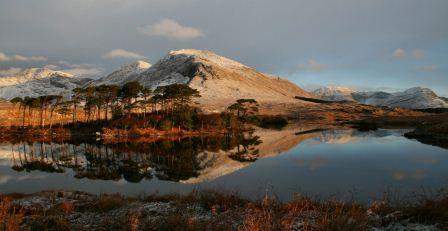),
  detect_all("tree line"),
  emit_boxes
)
[10,81,263,131]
